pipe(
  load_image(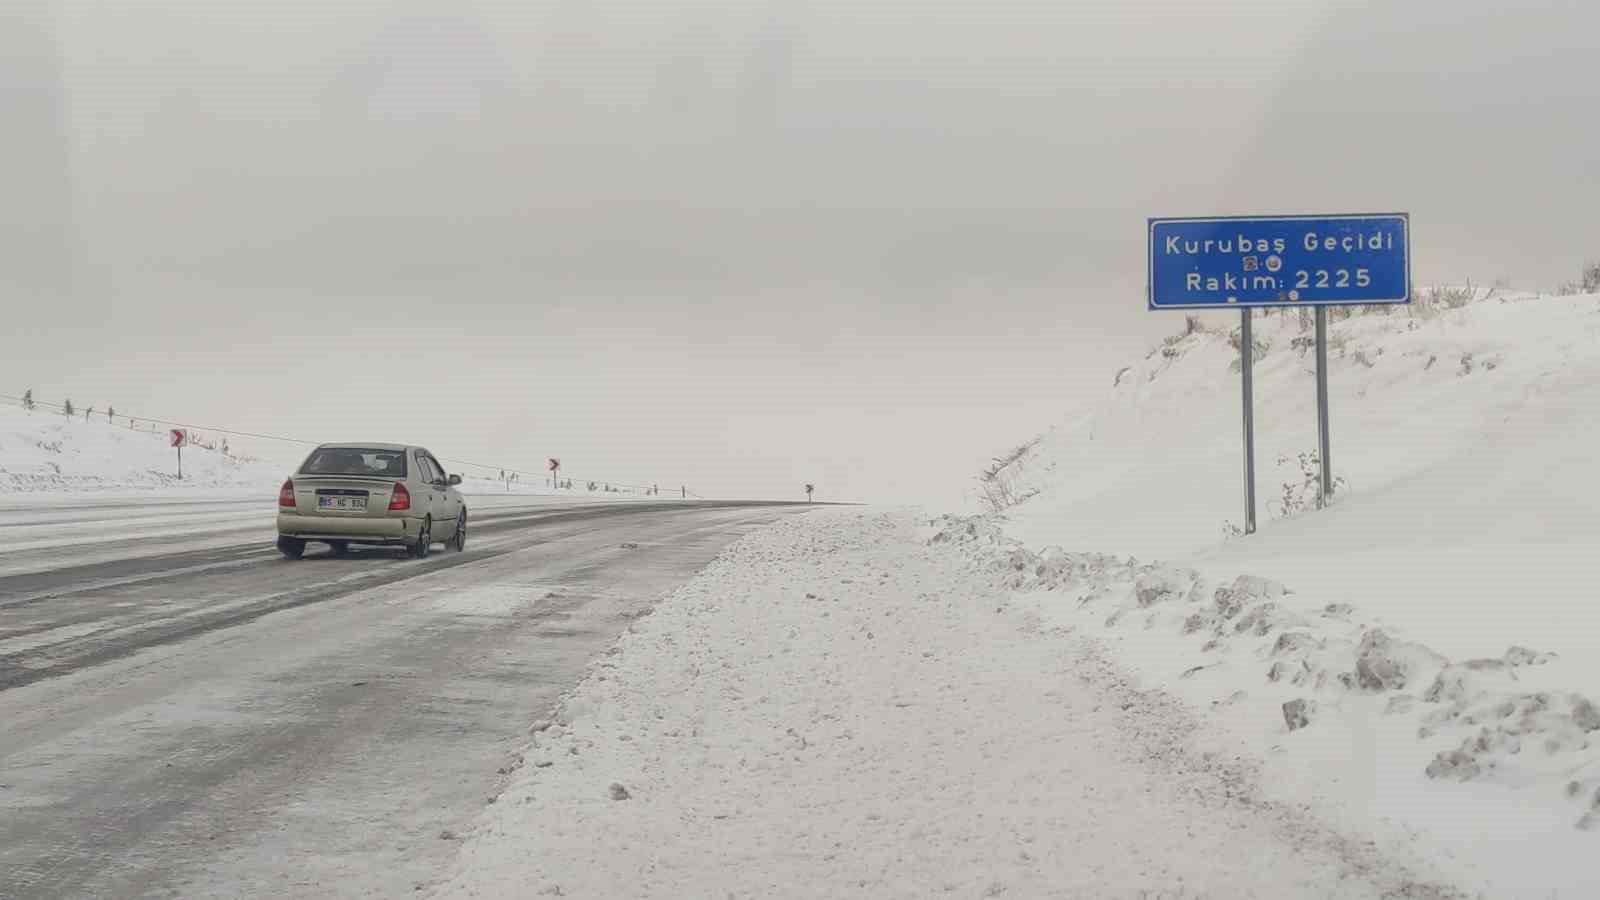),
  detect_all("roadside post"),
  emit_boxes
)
[1239,311,1257,533]
[1315,308,1332,506]
[1147,213,1410,533]
[548,458,561,490]
[169,429,187,479]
